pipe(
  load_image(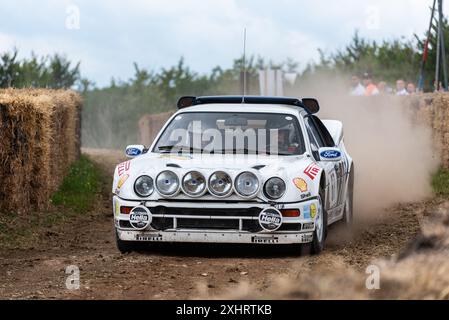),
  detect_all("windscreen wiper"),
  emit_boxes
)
[158,145,204,153]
